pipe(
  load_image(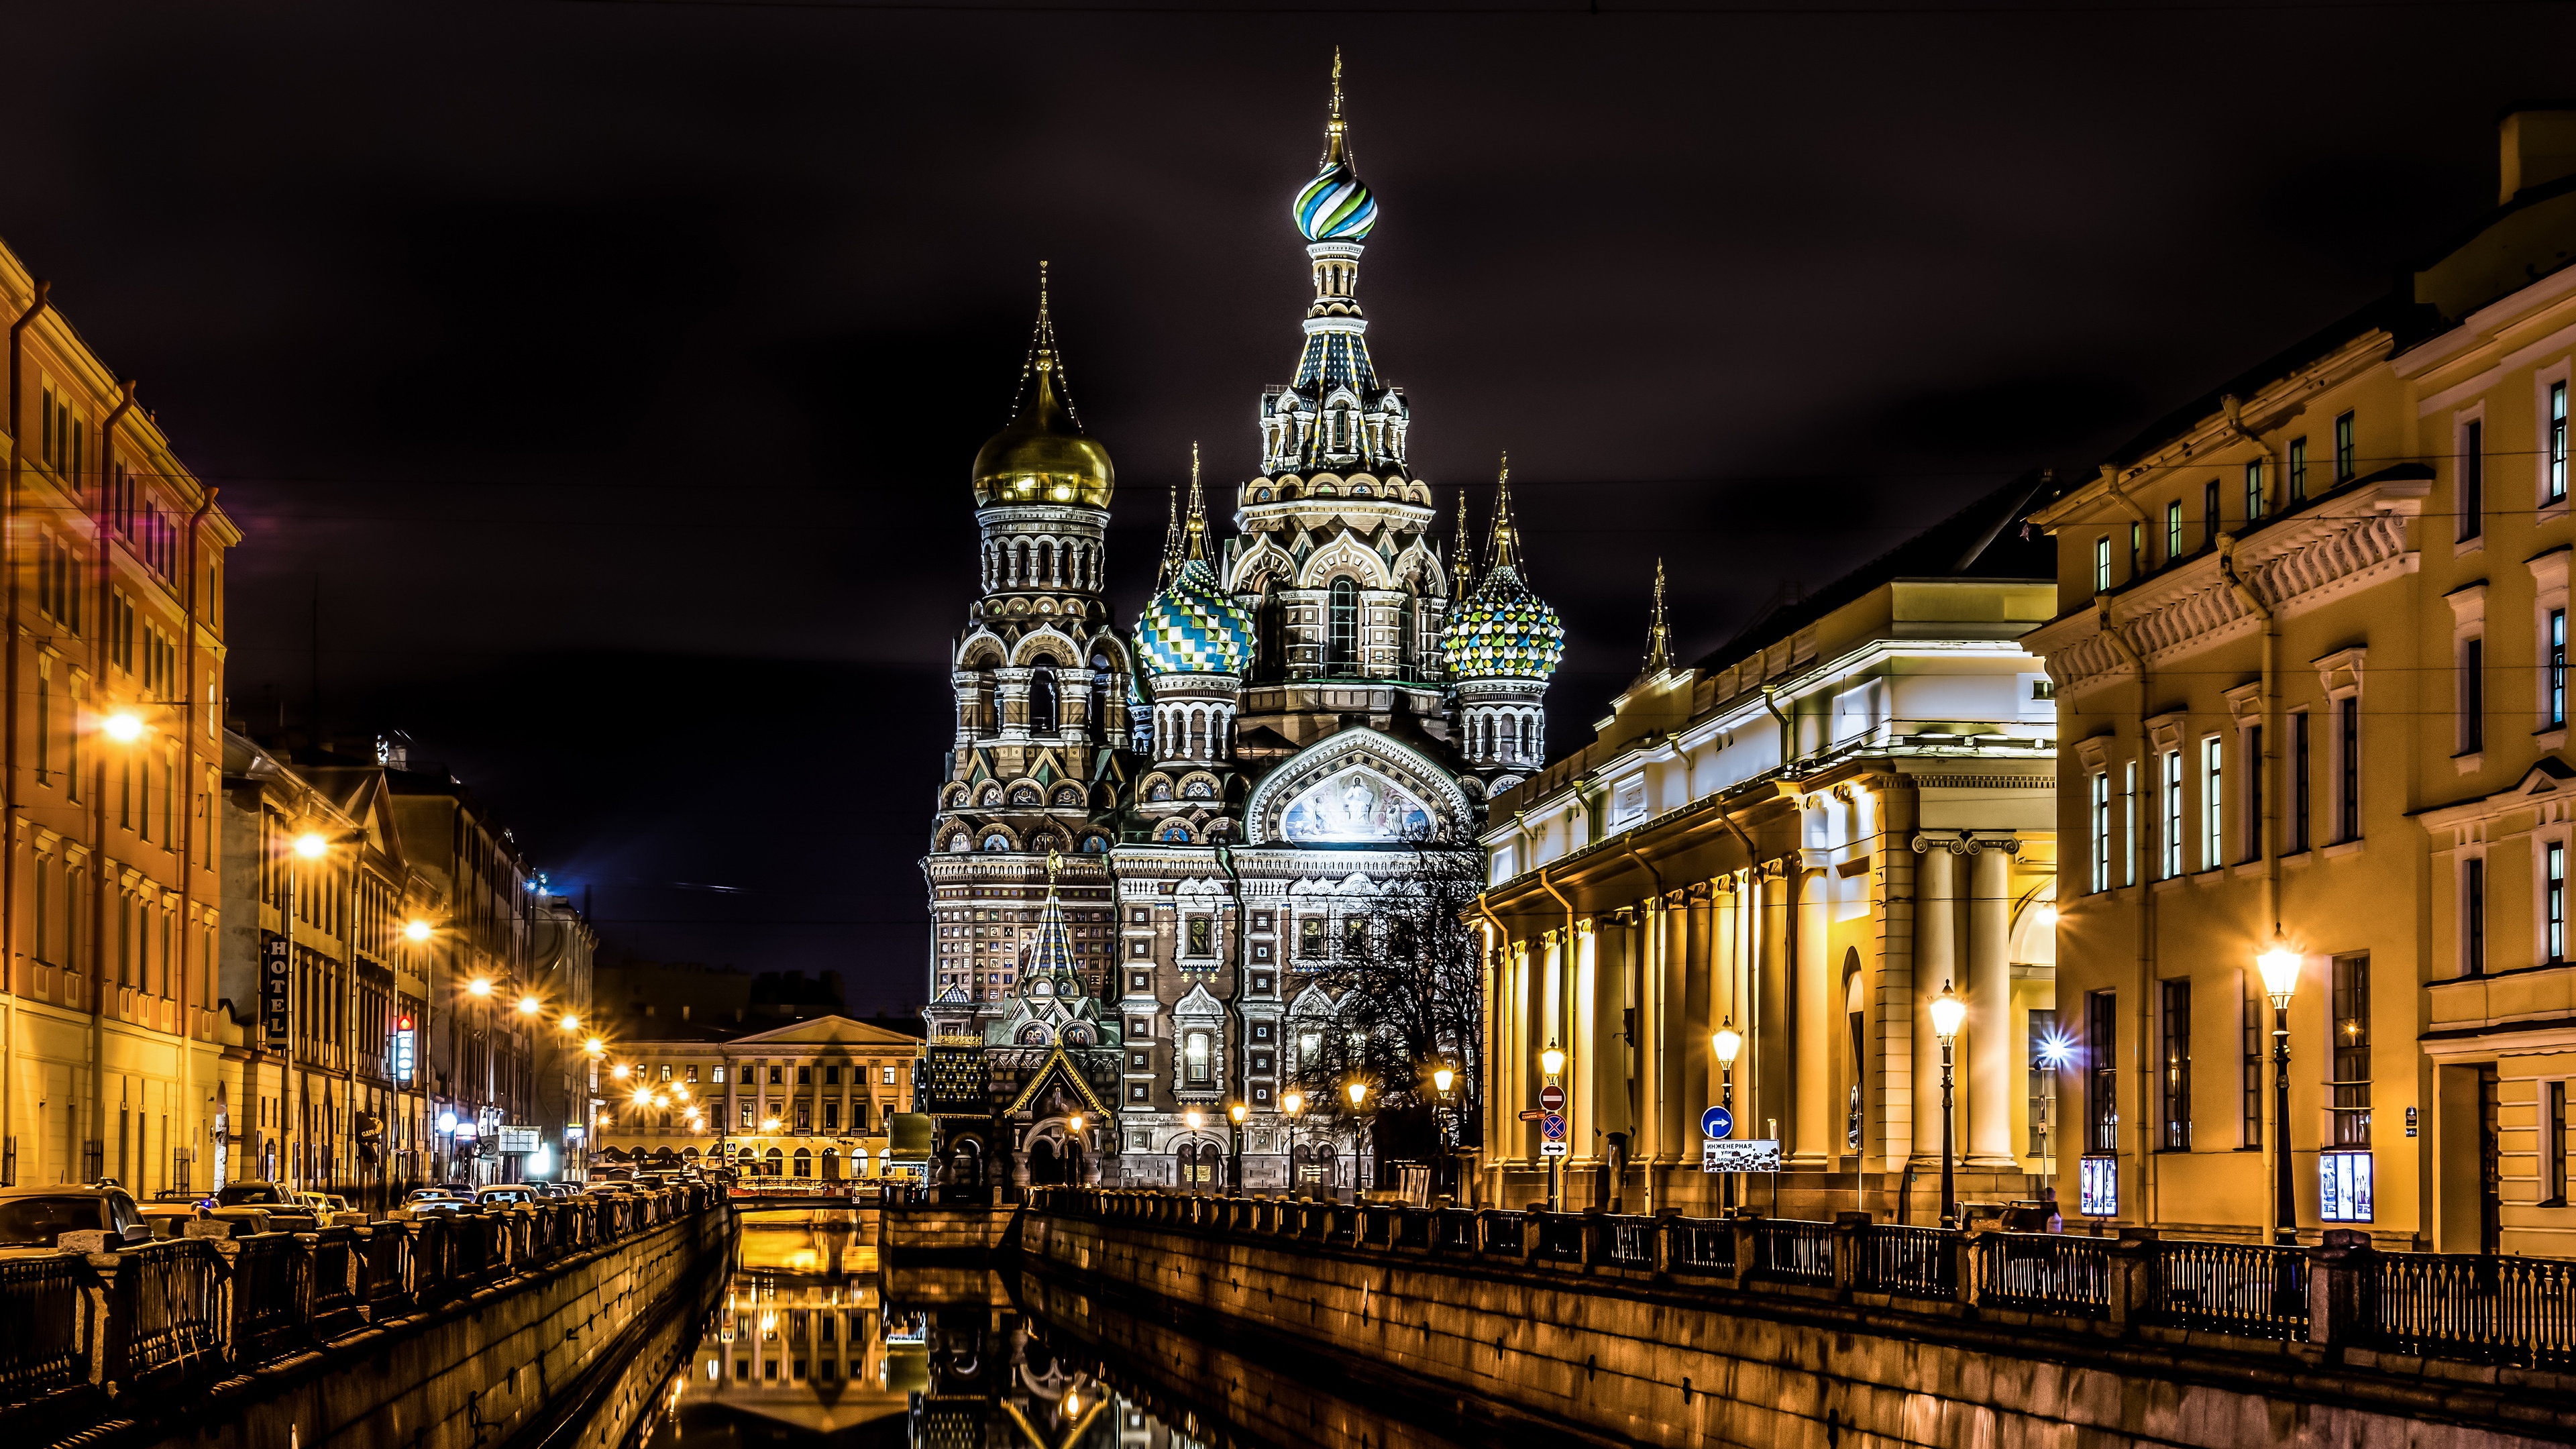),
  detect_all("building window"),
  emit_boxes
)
[2027,1007,2059,1158]
[822,1102,838,1130]
[2334,411,2357,484]
[1299,918,1324,957]
[2086,989,2119,1155]
[2466,855,2487,978]
[2337,696,2360,843]
[2241,725,2263,865]
[1343,918,1367,956]
[2461,419,2485,541]
[2288,436,2308,504]
[2290,711,2312,855]
[2550,842,2567,964]
[2242,979,2263,1149]
[2093,536,2110,593]
[2123,760,2139,887]
[2554,382,2570,504]
[2165,500,2182,561]
[2551,609,2567,729]
[2244,459,2265,521]
[2159,979,2191,1151]
[2202,478,2220,551]
[2463,635,2485,755]
[2330,953,2371,1147]
[883,1066,896,1086]
[2089,772,2110,894]
[2201,736,2222,871]
[2547,1081,2569,1207]
[2129,521,2143,578]
[1186,918,1212,957]
[1326,579,1358,670]
[1183,1032,1212,1085]
[2162,749,2182,879]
